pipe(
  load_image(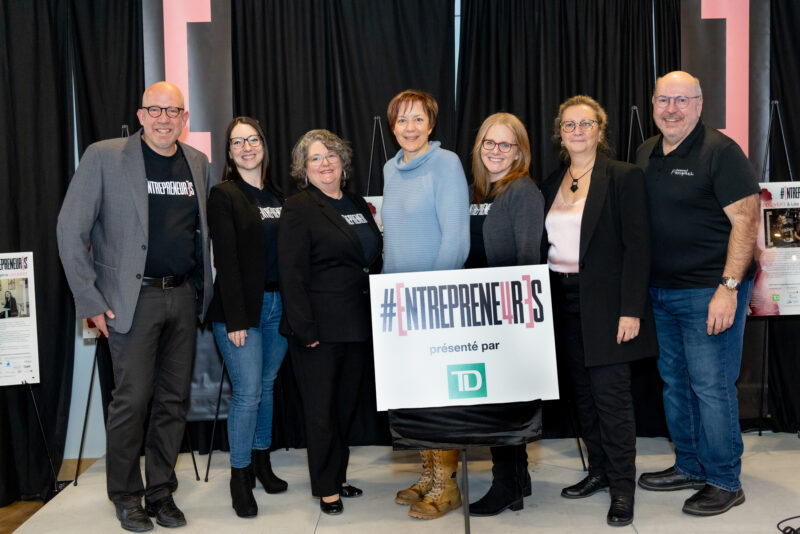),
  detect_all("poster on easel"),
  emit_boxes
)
[0,251,40,385]
[751,183,800,316]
